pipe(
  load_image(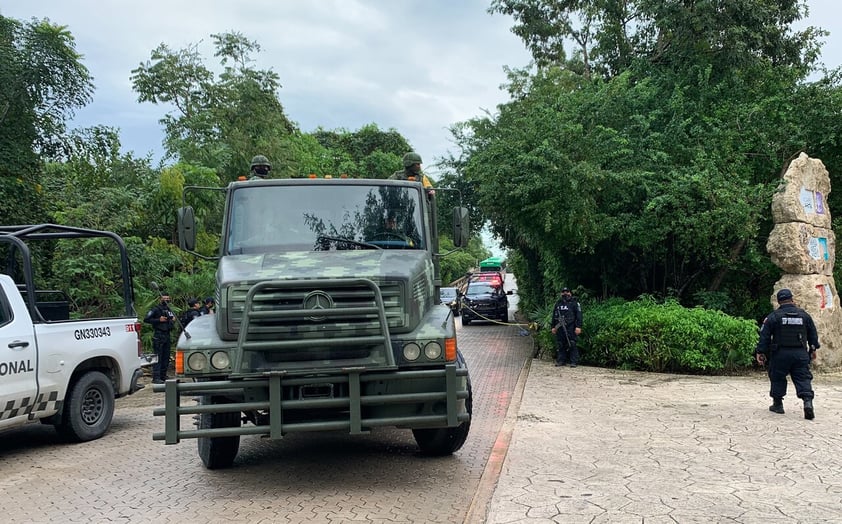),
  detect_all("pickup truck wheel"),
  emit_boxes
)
[197,397,241,470]
[461,316,471,326]
[501,310,509,323]
[412,377,472,456]
[56,370,115,442]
